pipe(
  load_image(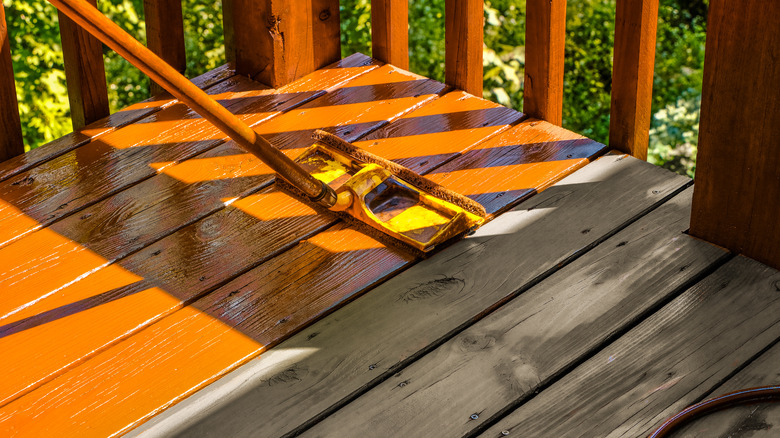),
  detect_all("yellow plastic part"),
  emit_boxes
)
[295,144,484,252]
